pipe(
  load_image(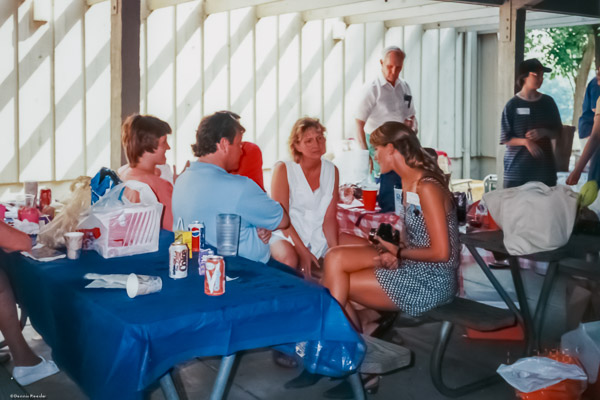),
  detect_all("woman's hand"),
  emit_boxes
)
[173,160,191,182]
[298,247,319,279]
[375,252,399,270]
[566,169,582,186]
[374,235,399,254]
[525,139,544,159]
